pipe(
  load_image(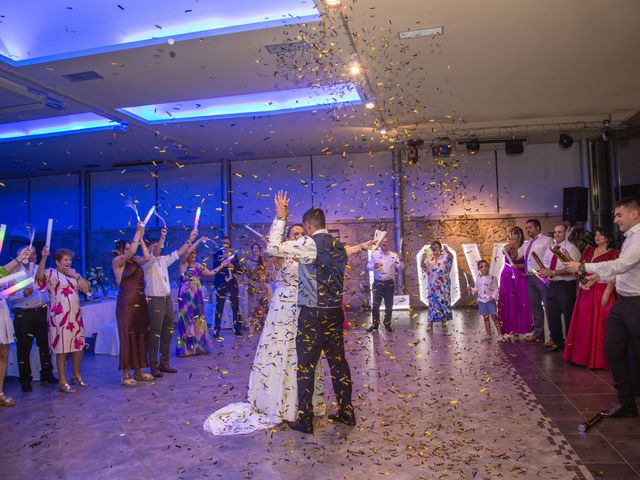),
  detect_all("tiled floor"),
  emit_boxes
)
[503,337,640,479]
[1,308,632,479]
